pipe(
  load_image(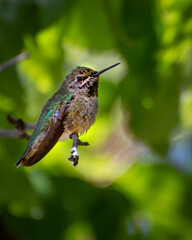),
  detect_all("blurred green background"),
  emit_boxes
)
[0,0,192,239]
